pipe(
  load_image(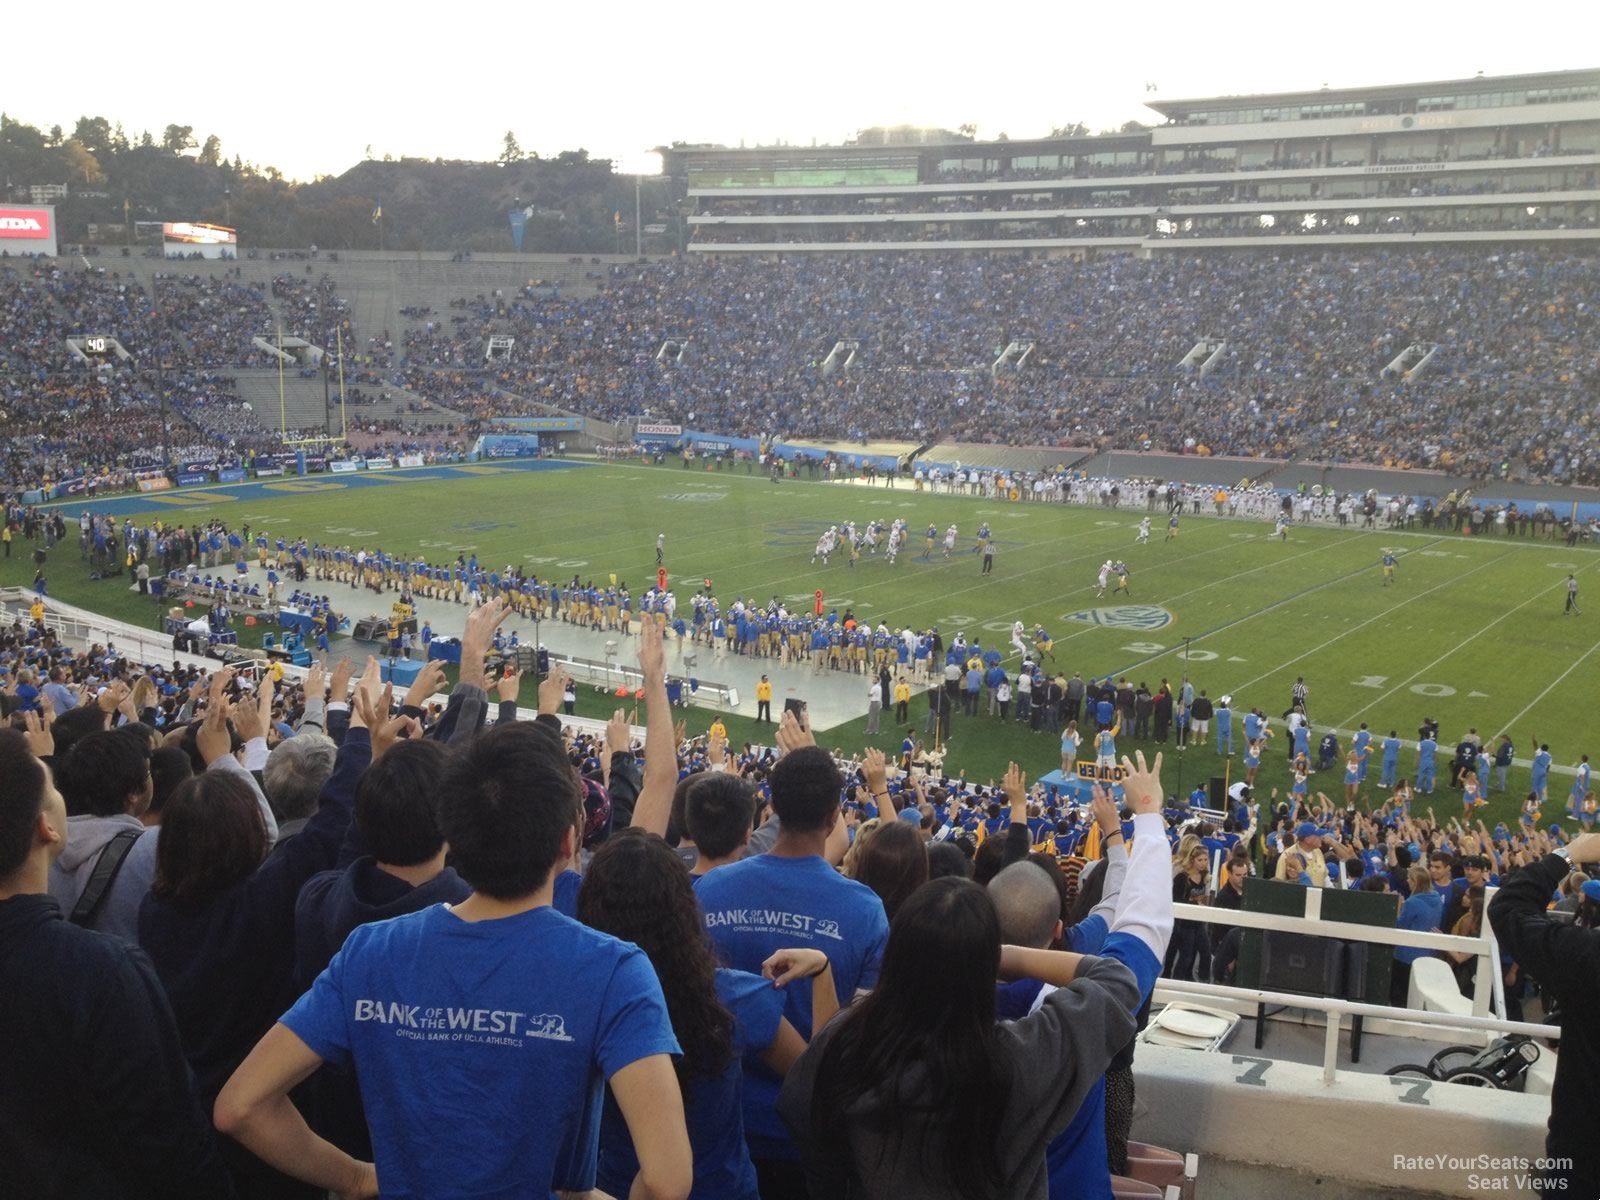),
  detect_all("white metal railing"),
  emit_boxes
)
[1171,895,1499,1017]
[1151,975,1558,1086]
[1158,894,1550,1085]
